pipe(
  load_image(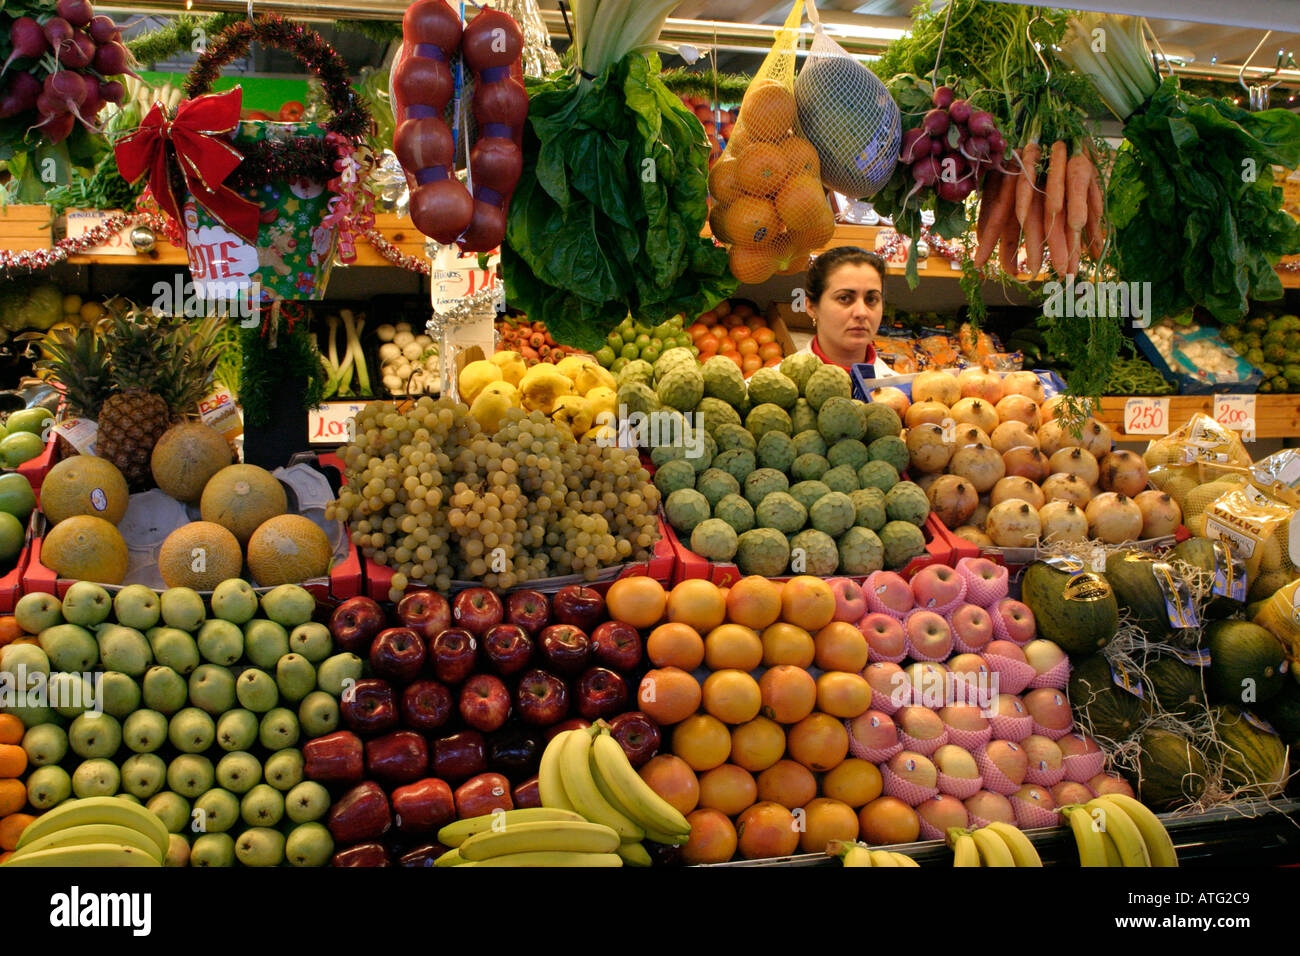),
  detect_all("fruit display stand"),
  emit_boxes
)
[1094,395,1300,441]
[0,515,35,614]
